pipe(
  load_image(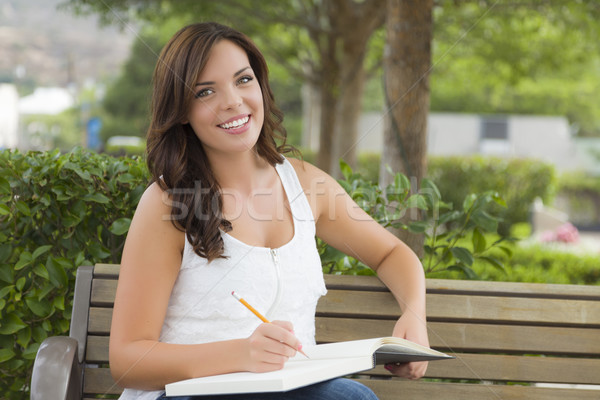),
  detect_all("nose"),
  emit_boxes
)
[222,86,242,110]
